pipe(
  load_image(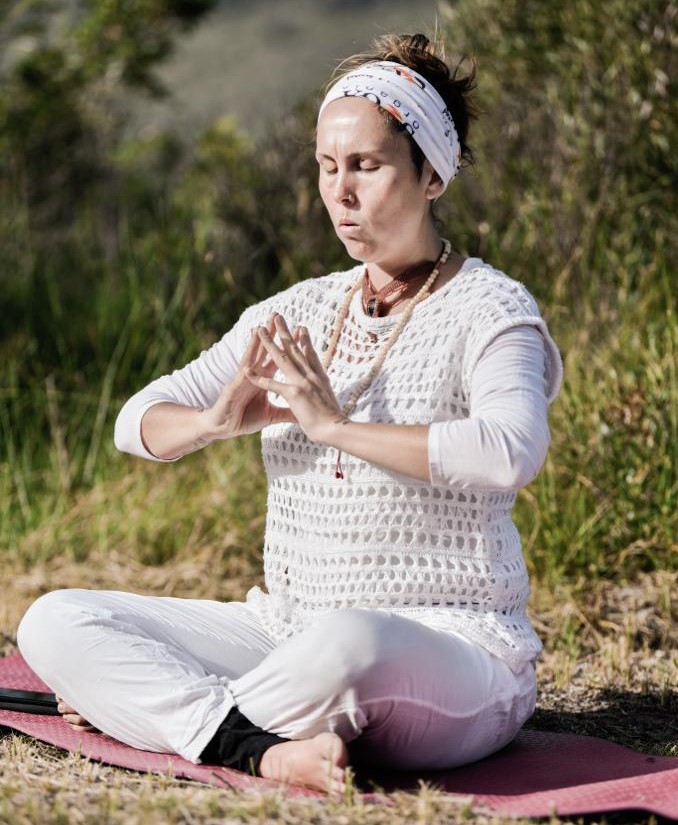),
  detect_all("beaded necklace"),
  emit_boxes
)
[321,238,452,478]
